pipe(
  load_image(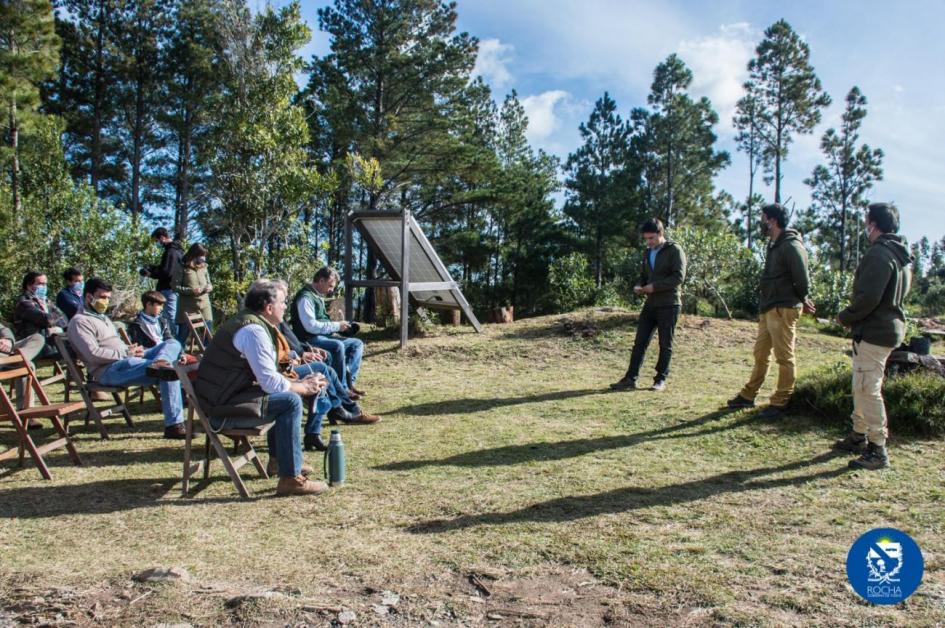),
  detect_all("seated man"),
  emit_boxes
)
[66,278,187,439]
[196,280,328,497]
[14,271,69,358]
[55,267,84,320]
[1,322,45,416]
[274,283,379,452]
[127,291,174,348]
[290,267,365,398]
